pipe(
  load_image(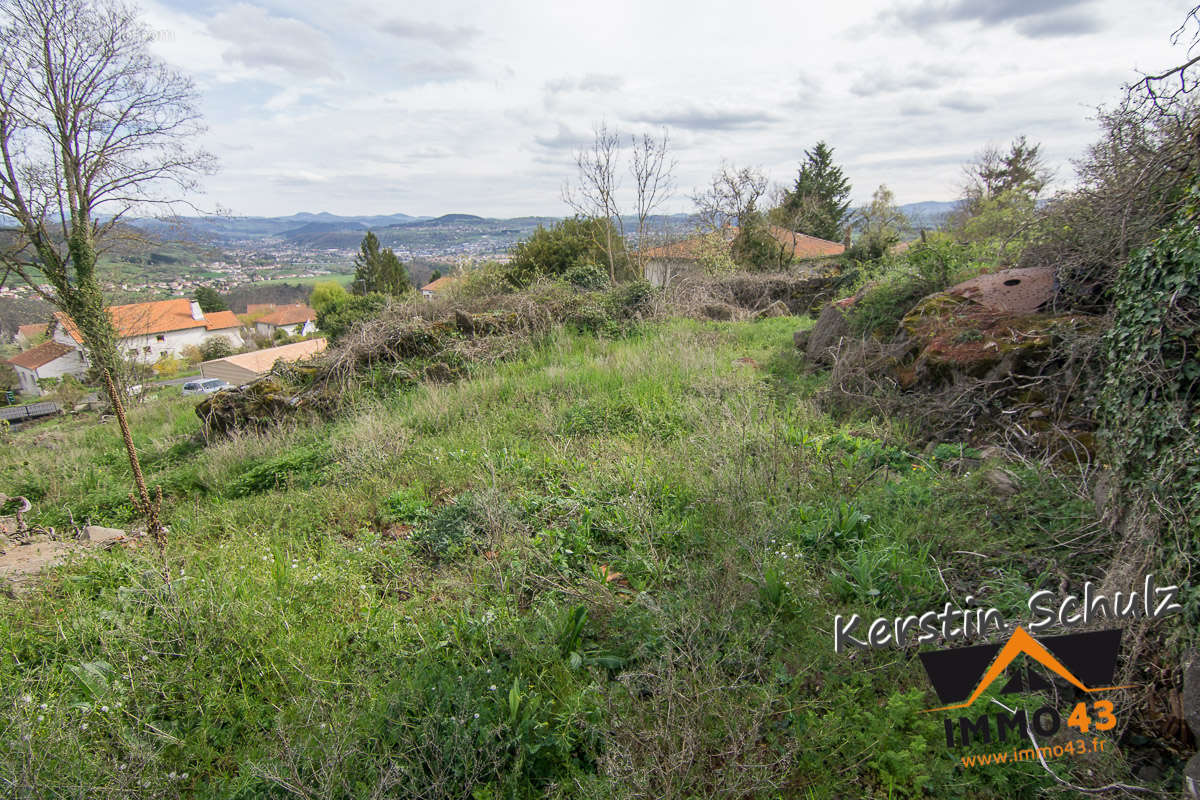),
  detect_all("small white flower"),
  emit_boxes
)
[21,694,32,704]
[319,723,326,730]
[80,723,88,730]
[118,764,126,771]
[181,773,188,780]
[100,706,109,713]
[37,715,44,722]
[473,713,480,719]
[142,655,148,661]
[168,771,177,779]
[489,684,497,691]
[39,703,46,710]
